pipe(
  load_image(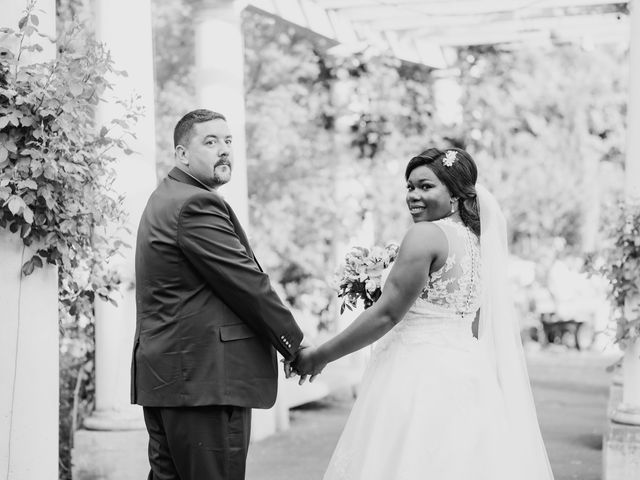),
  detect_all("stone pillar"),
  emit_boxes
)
[625,0,640,203]
[610,0,640,427]
[83,0,157,431]
[432,70,463,127]
[194,0,249,226]
[604,2,640,478]
[0,3,58,479]
[0,235,59,479]
[330,71,372,375]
